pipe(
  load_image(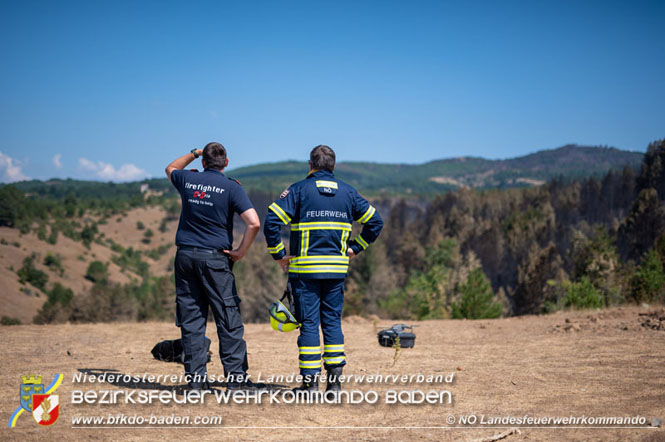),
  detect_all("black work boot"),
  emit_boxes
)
[227,378,267,391]
[292,375,319,393]
[226,374,267,391]
[325,366,343,392]
[174,381,213,395]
